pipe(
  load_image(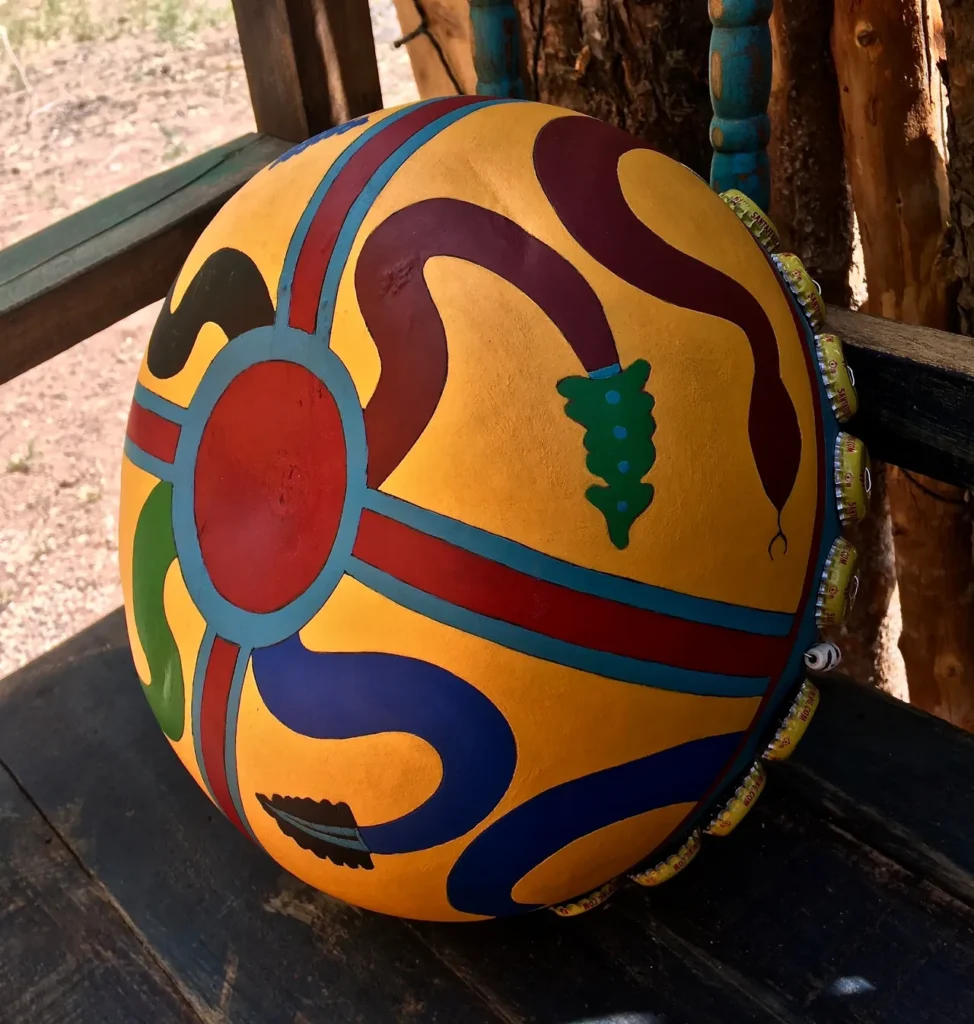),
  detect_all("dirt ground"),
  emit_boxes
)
[0,3,418,676]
